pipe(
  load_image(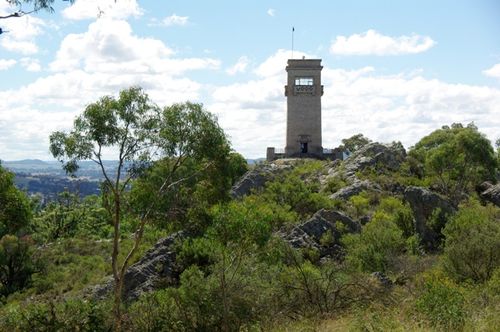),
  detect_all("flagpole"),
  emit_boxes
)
[291,27,295,59]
